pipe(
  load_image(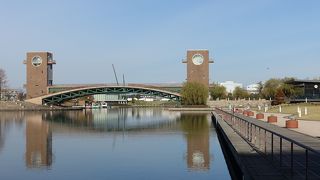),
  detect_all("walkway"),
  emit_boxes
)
[215,108,320,180]
[252,111,320,137]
